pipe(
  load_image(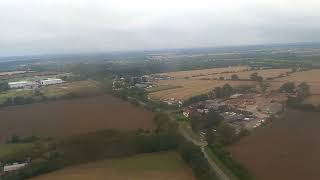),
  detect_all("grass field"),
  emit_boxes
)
[0,89,33,103]
[149,79,255,100]
[0,143,33,159]
[146,84,182,93]
[30,151,195,180]
[40,80,101,97]
[0,95,155,143]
